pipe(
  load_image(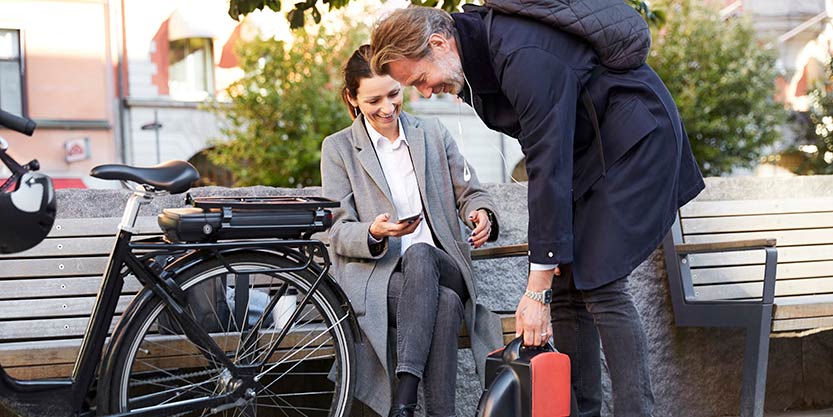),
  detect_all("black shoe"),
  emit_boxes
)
[387,403,418,417]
